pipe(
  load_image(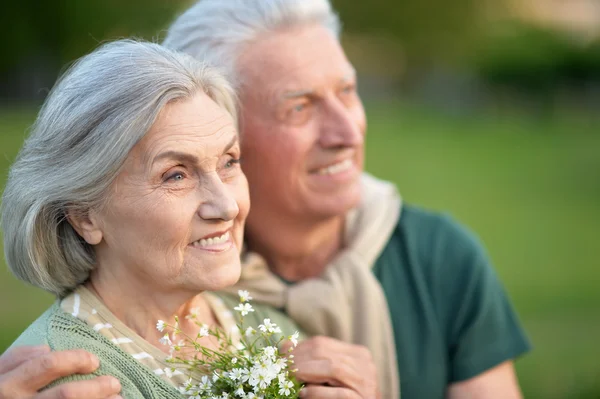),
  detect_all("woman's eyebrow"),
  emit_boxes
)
[153,151,199,166]
[222,134,239,154]
[152,135,238,166]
